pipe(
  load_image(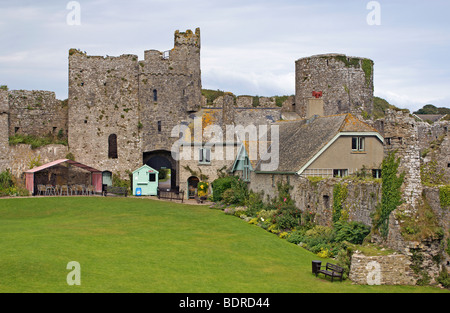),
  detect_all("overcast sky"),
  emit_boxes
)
[0,0,449,112]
